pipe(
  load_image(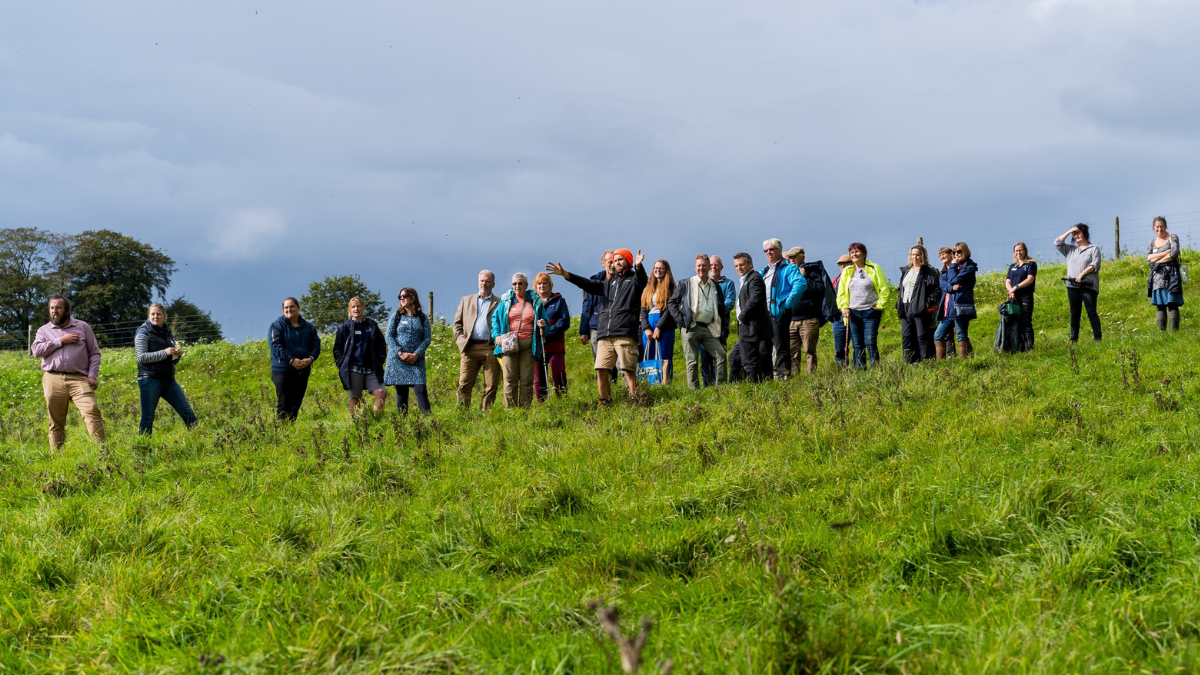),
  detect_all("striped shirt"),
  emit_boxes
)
[134,329,174,364]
